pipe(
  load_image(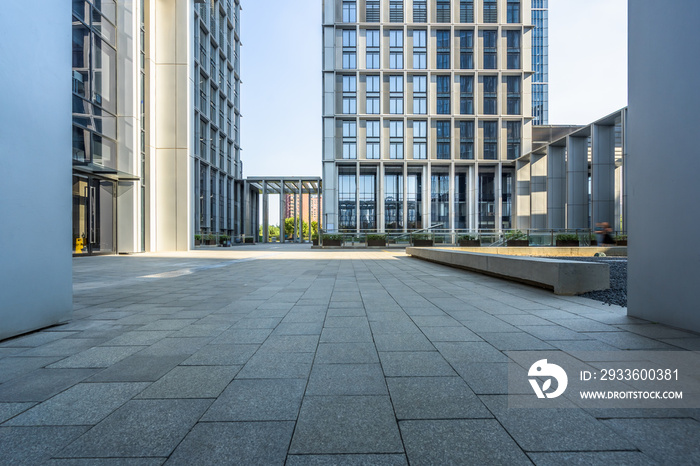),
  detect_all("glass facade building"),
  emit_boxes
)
[531,0,548,124]
[71,0,243,255]
[322,0,533,233]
